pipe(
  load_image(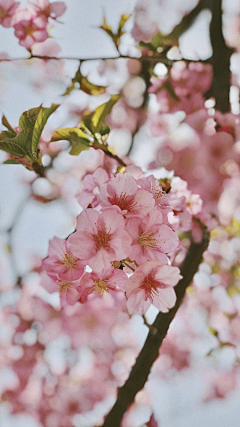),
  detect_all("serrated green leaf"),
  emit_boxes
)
[32,104,59,157]
[51,127,91,143]
[50,127,91,156]
[4,155,36,170]
[0,129,33,157]
[0,130,17,141]
[0,105,58,169]
[68,133,90,155]
[2,116,17,135]
[19,106,42,131]
[81,94,120,134]
[3,159,19,165]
